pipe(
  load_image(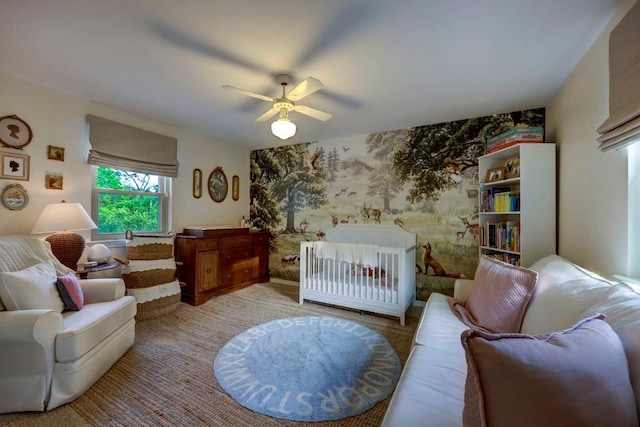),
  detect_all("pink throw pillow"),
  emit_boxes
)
[56,273,84,311]
[449,256,538,332]
[461,314,638,427]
